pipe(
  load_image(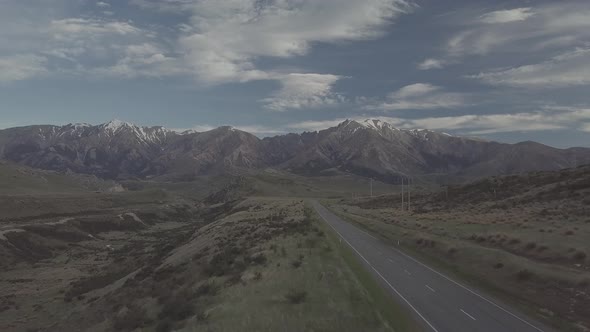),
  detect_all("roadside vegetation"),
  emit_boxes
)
[324,165,590,331]
[0,176,414,332]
